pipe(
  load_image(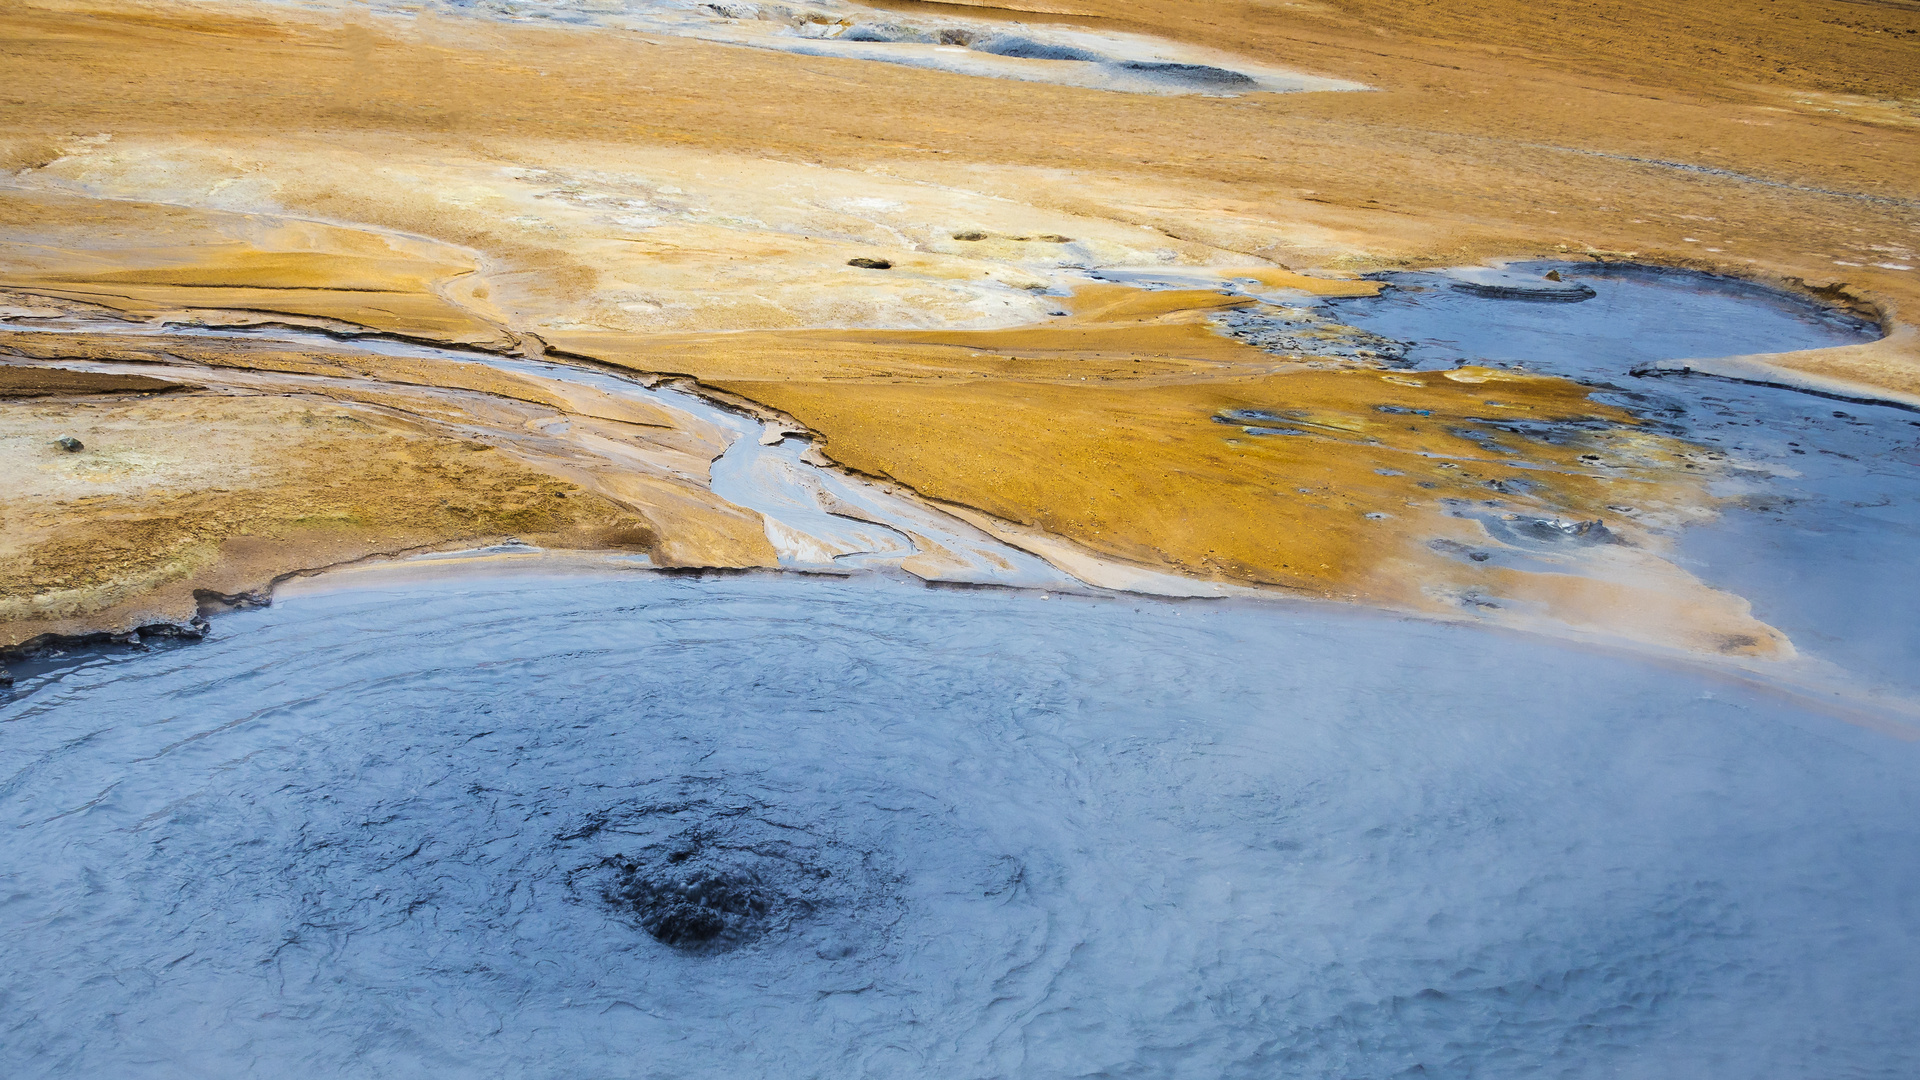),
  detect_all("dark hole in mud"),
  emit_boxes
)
[566,794,890,956]
[607,854,776,949]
